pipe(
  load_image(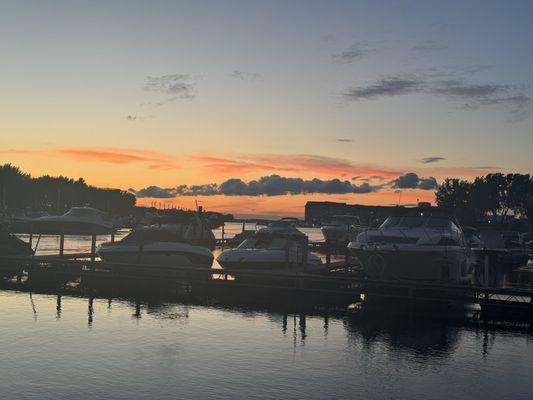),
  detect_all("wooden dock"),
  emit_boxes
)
[1,253,532,320]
